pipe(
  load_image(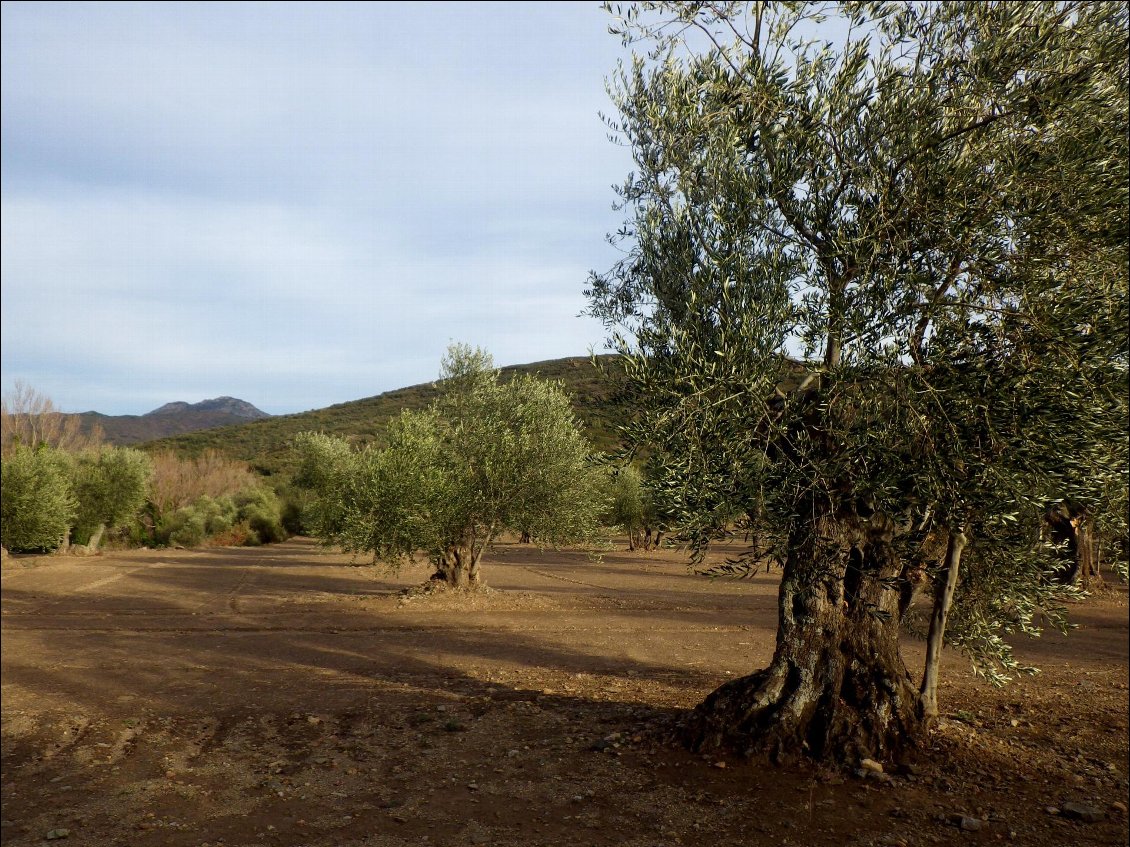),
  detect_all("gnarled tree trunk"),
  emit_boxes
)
[1073,519,1101,589]
[84,523,107,555]
[679,513,922,764]
[431,544,480,588]
[430,528,491,589]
